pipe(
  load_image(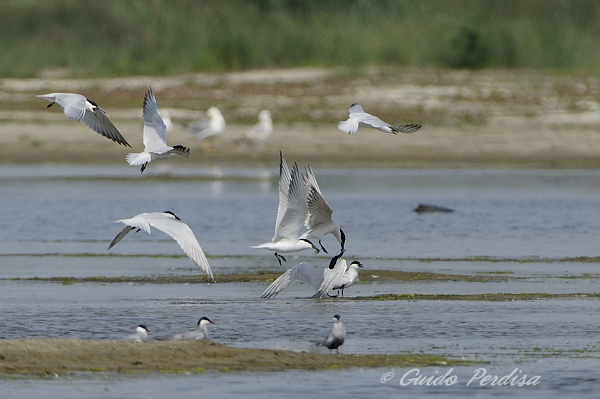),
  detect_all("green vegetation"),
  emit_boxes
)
[2,0,600,78]
[0,339,467,376]
[3,269,515,285]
